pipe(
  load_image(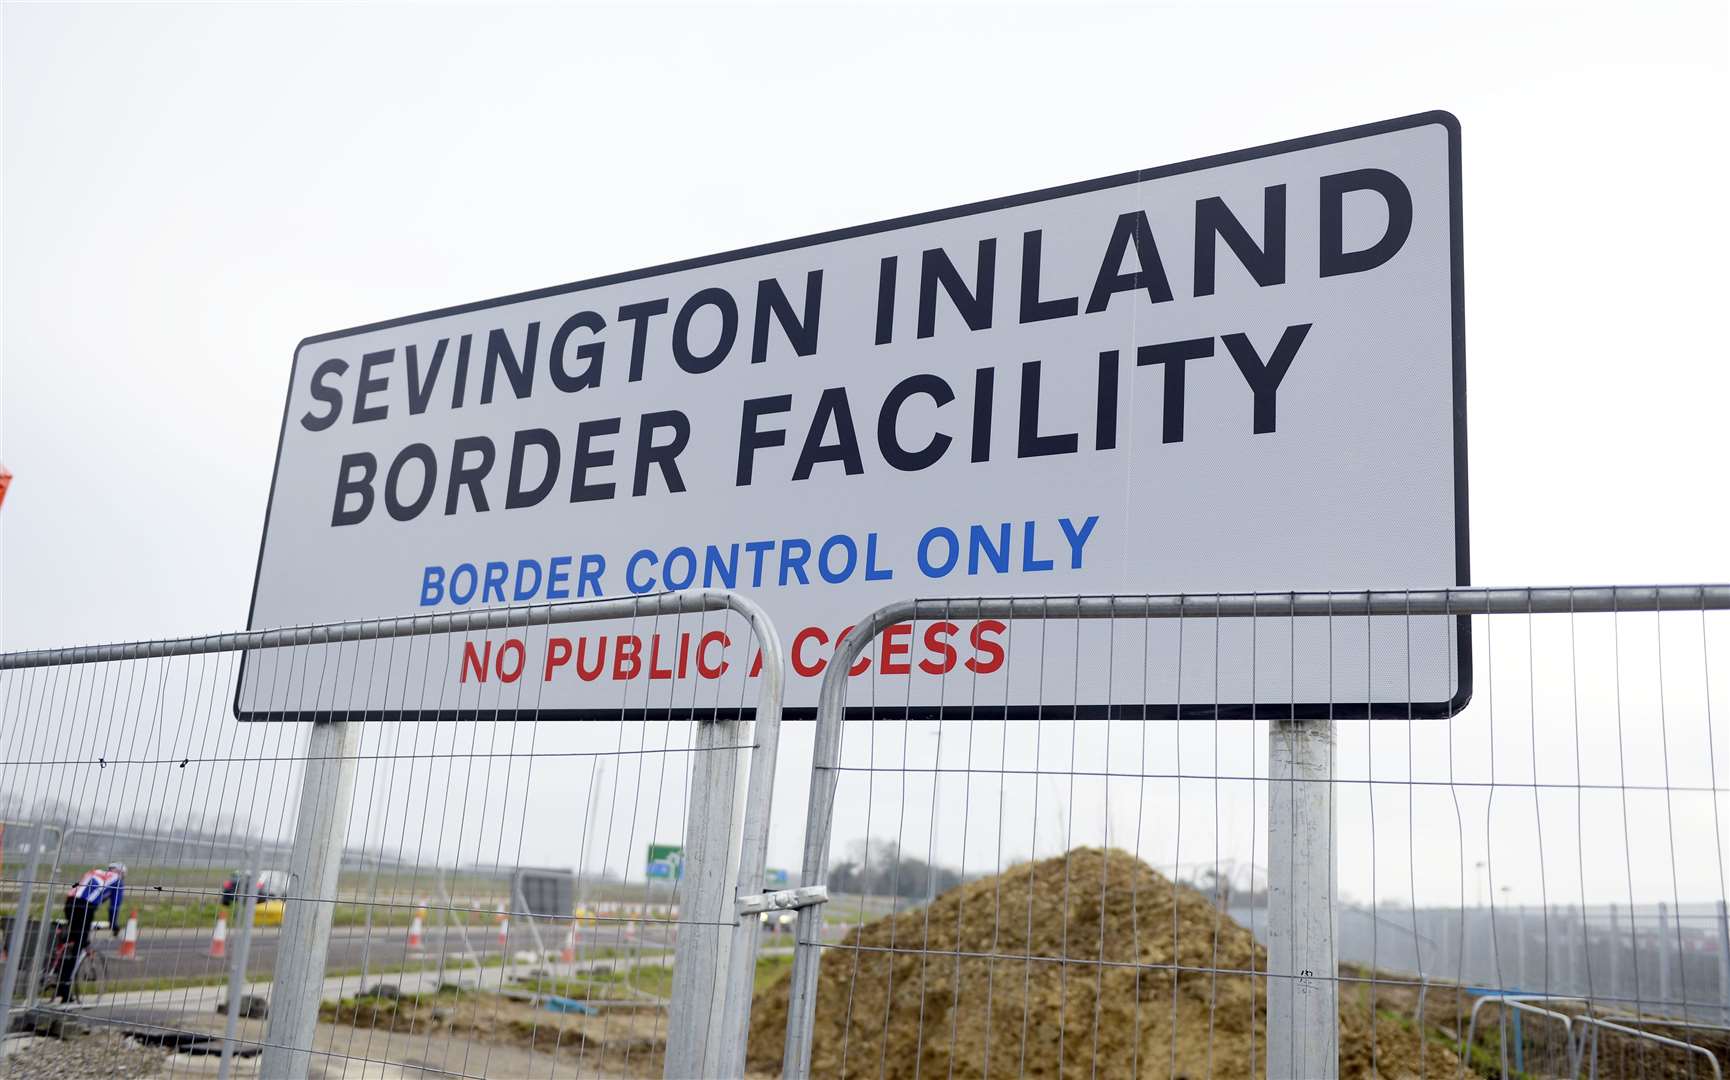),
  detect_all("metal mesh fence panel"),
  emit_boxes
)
[776,586,1730,1080]
[0,591,785,1080]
